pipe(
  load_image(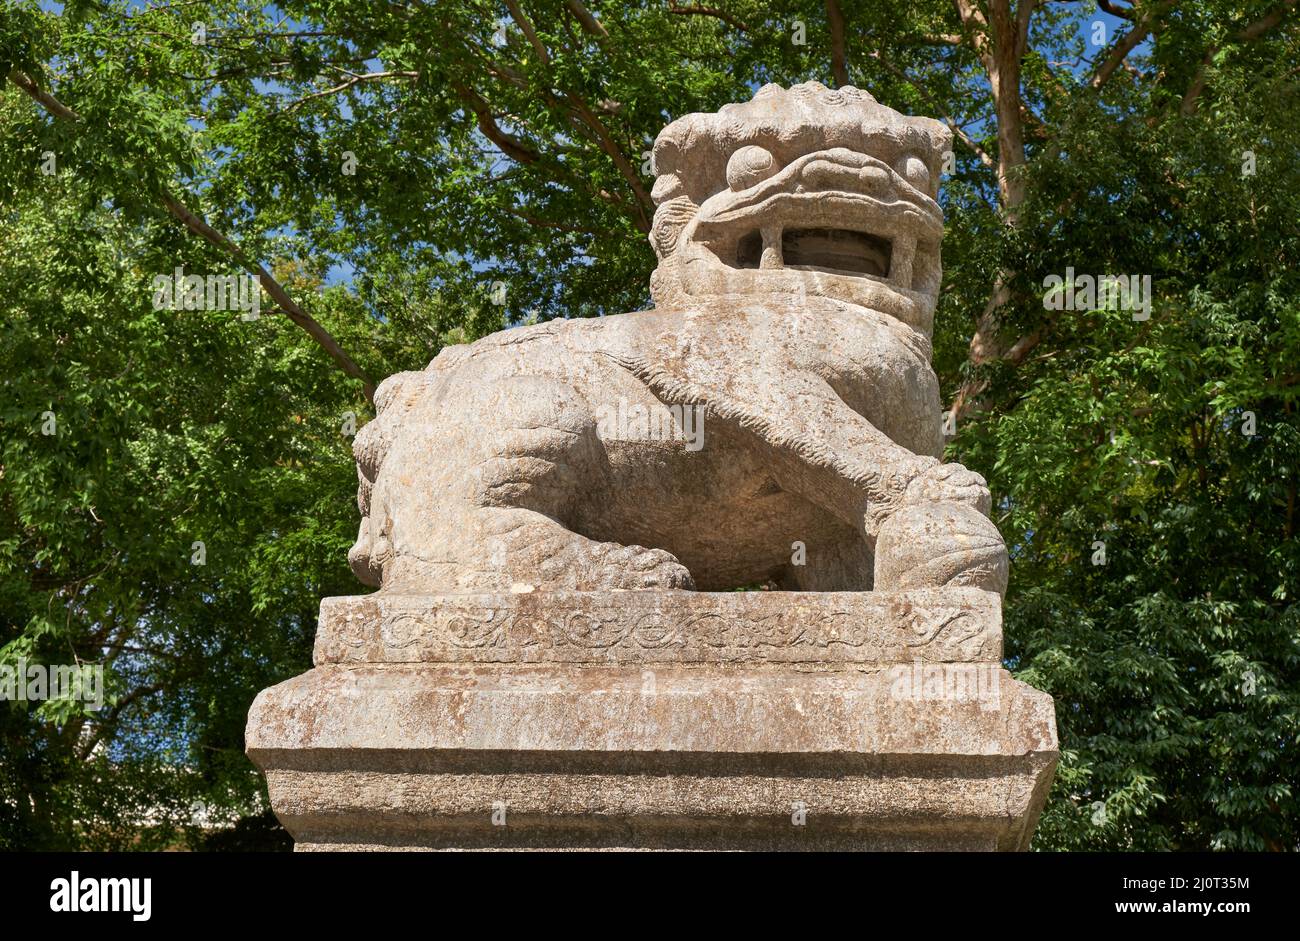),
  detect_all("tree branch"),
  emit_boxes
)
[566,0,610,41]
[1090,24,1149,88]
[453,81,543,164]
[1014,0,1037,60]
[451,82,638,217]
[863,51,996,169]
[954,0,1029,211]
[8,69,377,404]
[1097,1,1135,21]
[77,683,165,762]
[7,69,79,120]
[555,91,653,231]
[1180,0,1298,115]
[1089,3,1170,89]
[826,0,850,87]
[504,0,551,64]
[502,205,610,236]
[157,195,376,402]
[949,1,1038,422]
[898,33,962,45]
[666,2,750,31]
[286,70,419,111]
